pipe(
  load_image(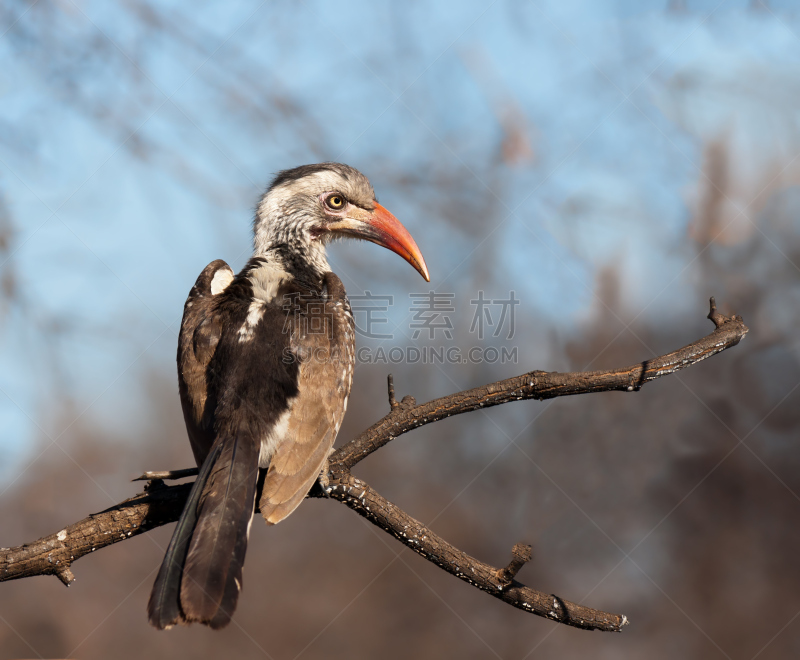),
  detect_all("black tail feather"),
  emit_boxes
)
[147,430,259,629]
[179,430,259,628]
[147,441,223,629]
